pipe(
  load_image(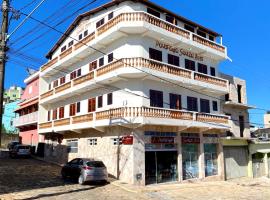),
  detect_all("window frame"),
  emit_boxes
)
[150,89,163,108]
[107,93,113,105]
[98,96,103,108]
[187,96,198,112]
[149,48,162,62]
